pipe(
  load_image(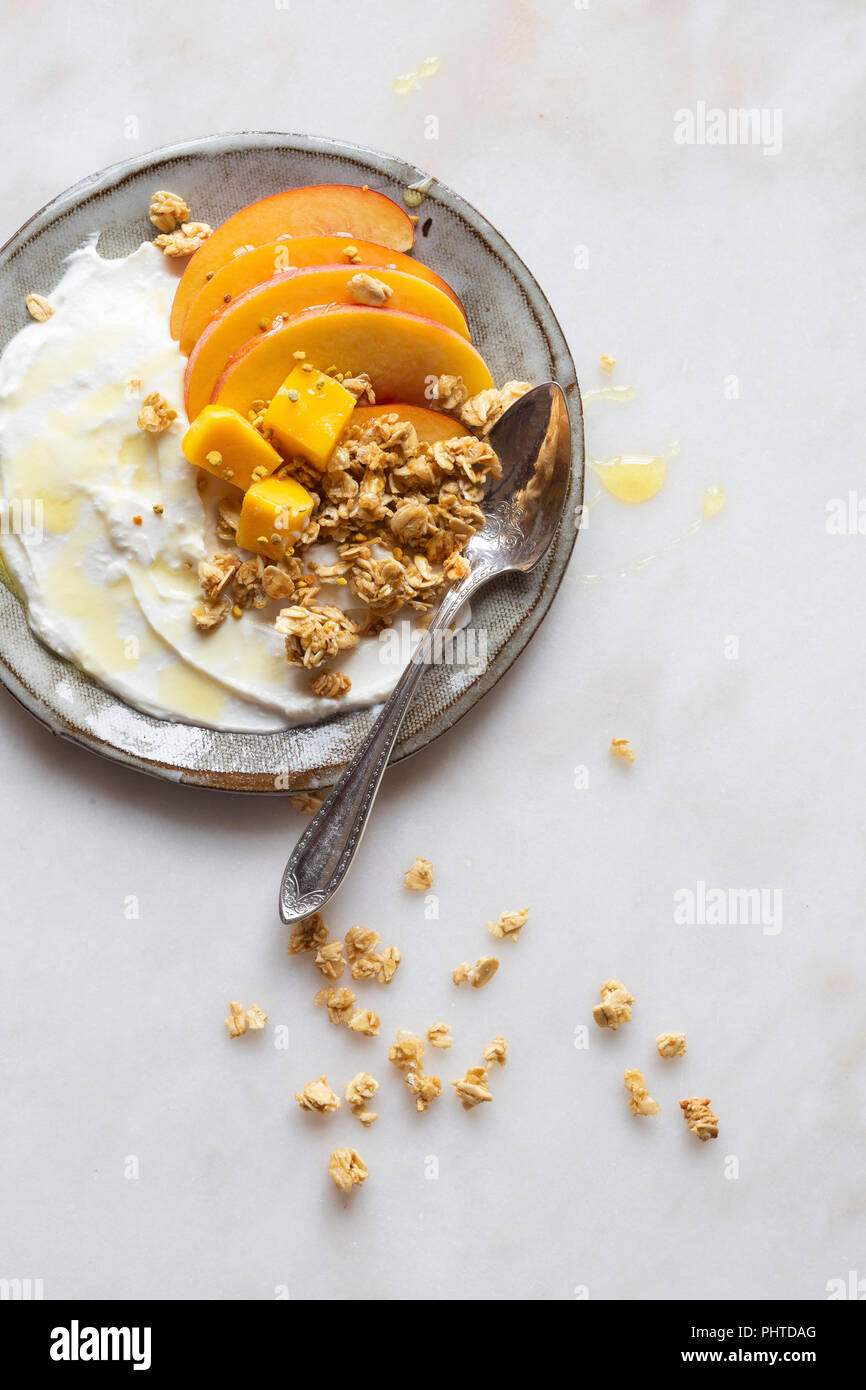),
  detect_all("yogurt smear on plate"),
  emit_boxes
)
[0,243,411,730]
